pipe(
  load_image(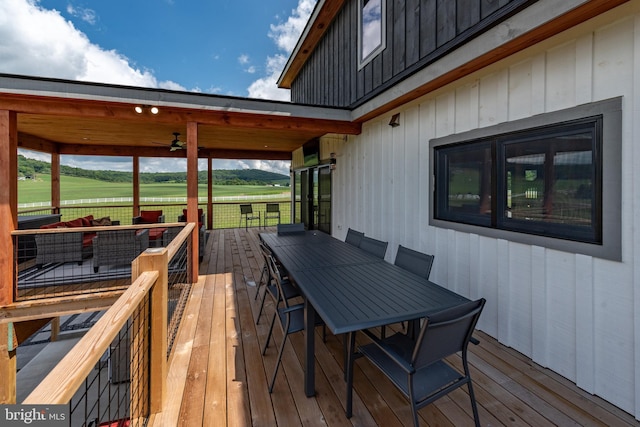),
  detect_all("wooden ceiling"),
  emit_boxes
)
[1,88,360,160]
